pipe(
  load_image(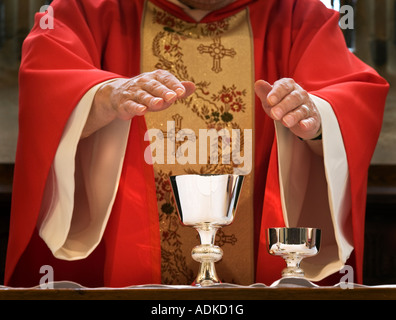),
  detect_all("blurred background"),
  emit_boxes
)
[0,0,395,285]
